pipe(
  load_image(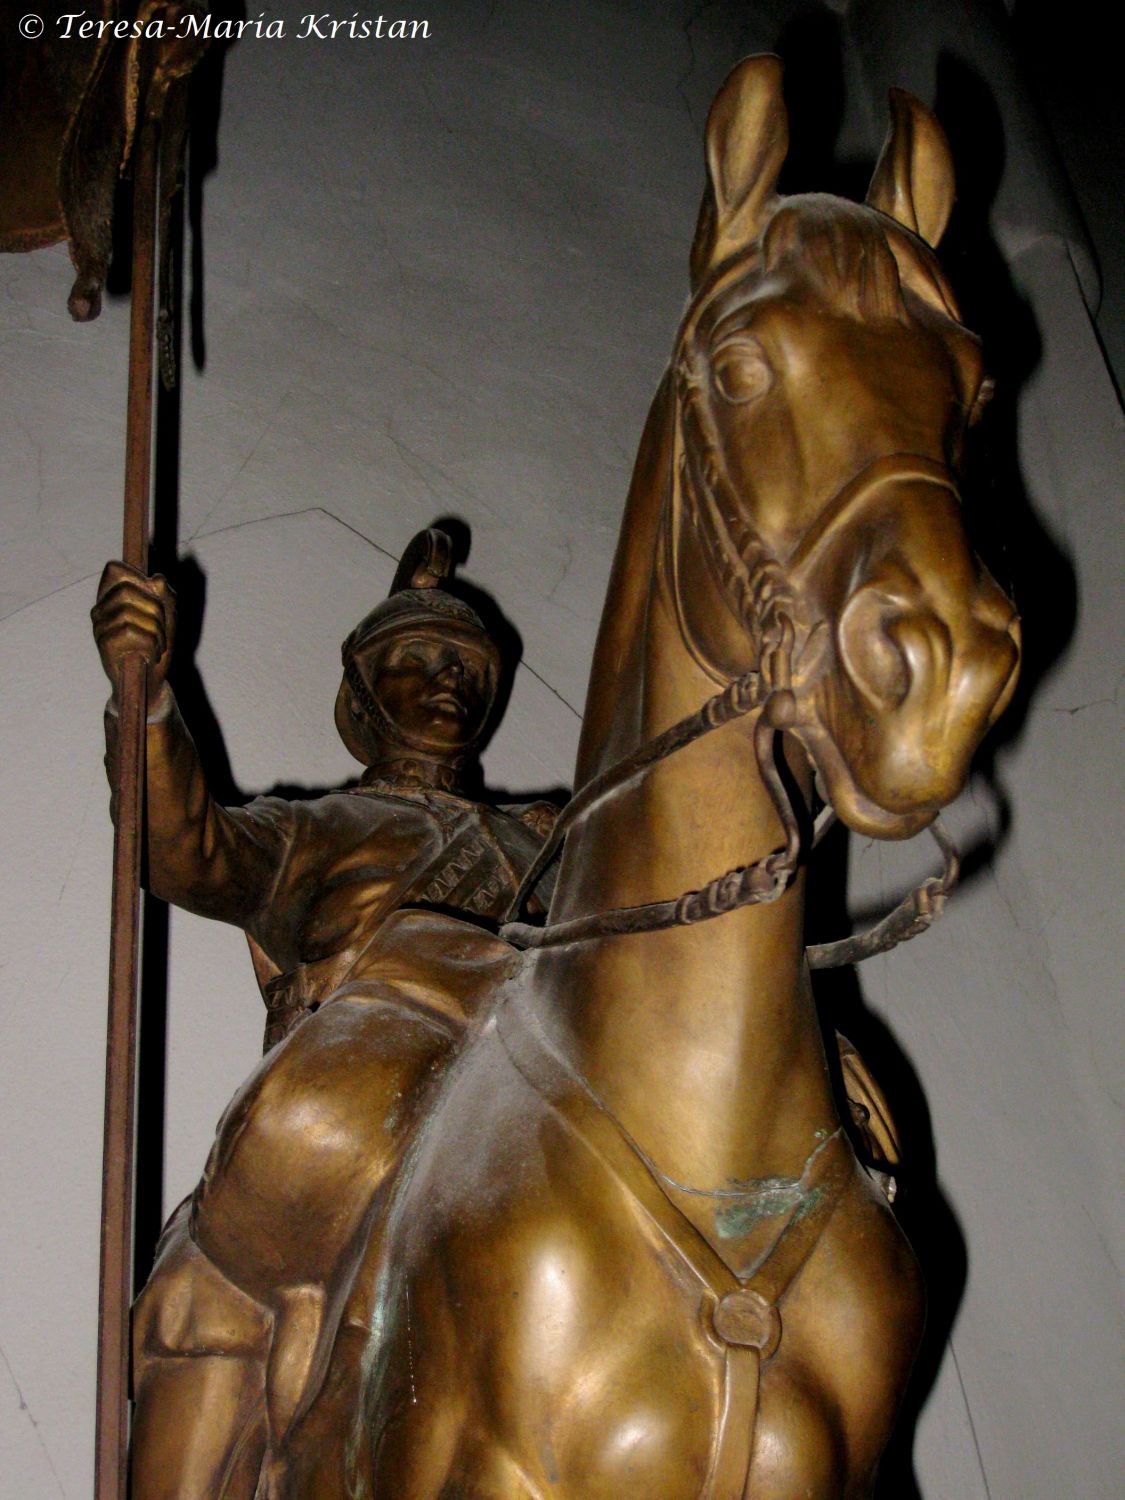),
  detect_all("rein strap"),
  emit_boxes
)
[500,665,960,964]
[500,446,964,964]
[501,708,804,951]
[502,665,770,932]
